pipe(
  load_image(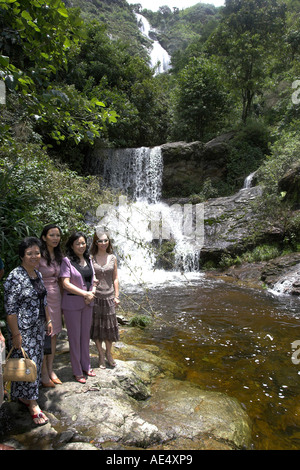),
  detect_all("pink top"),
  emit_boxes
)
[38,257,62,336]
